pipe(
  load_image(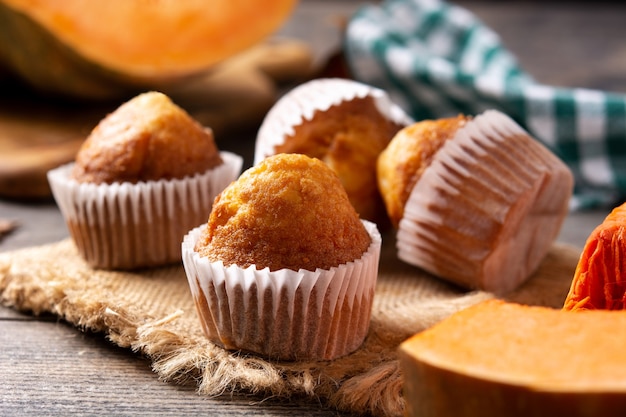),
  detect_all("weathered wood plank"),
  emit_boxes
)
[0,319,350,416]
[0,305,44,320]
